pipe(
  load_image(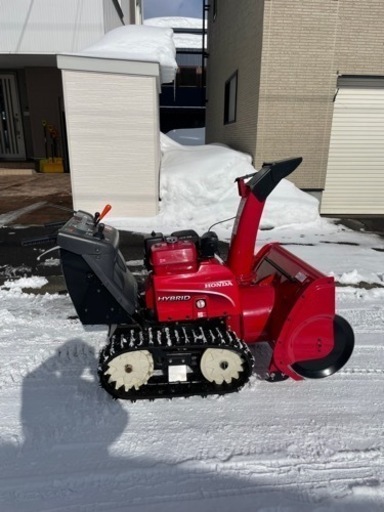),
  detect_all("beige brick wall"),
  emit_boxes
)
[205,0,264,157]
[255,0,339,188]
[335,0,384,74]
[207,0,384,189]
